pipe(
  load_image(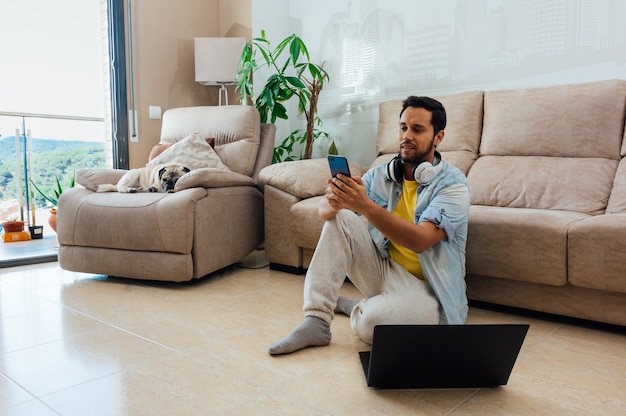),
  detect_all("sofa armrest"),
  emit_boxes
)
[76,169,127,192]
[259,158,367,199]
